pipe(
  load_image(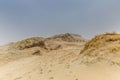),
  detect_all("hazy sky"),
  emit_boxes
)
[0,0,120,45]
